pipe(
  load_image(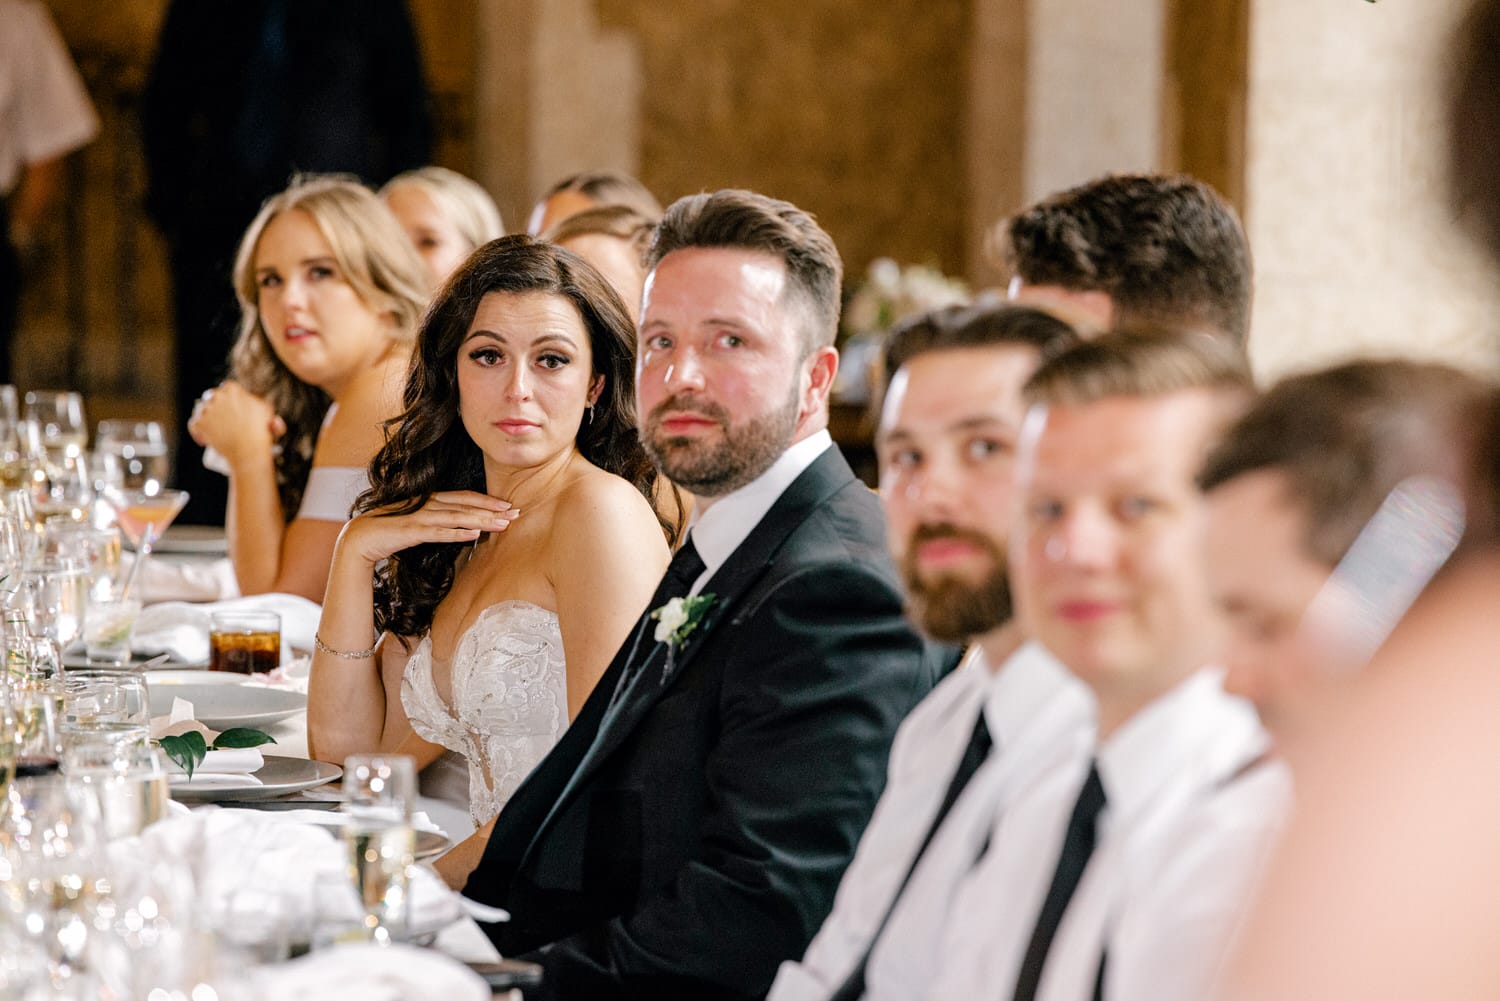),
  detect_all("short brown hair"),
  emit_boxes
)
[884,301,1080,384]
[1023,329,1253,411]
[1199,360,1493,566]
[647,189,844,354]
[994,174,1252,344]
